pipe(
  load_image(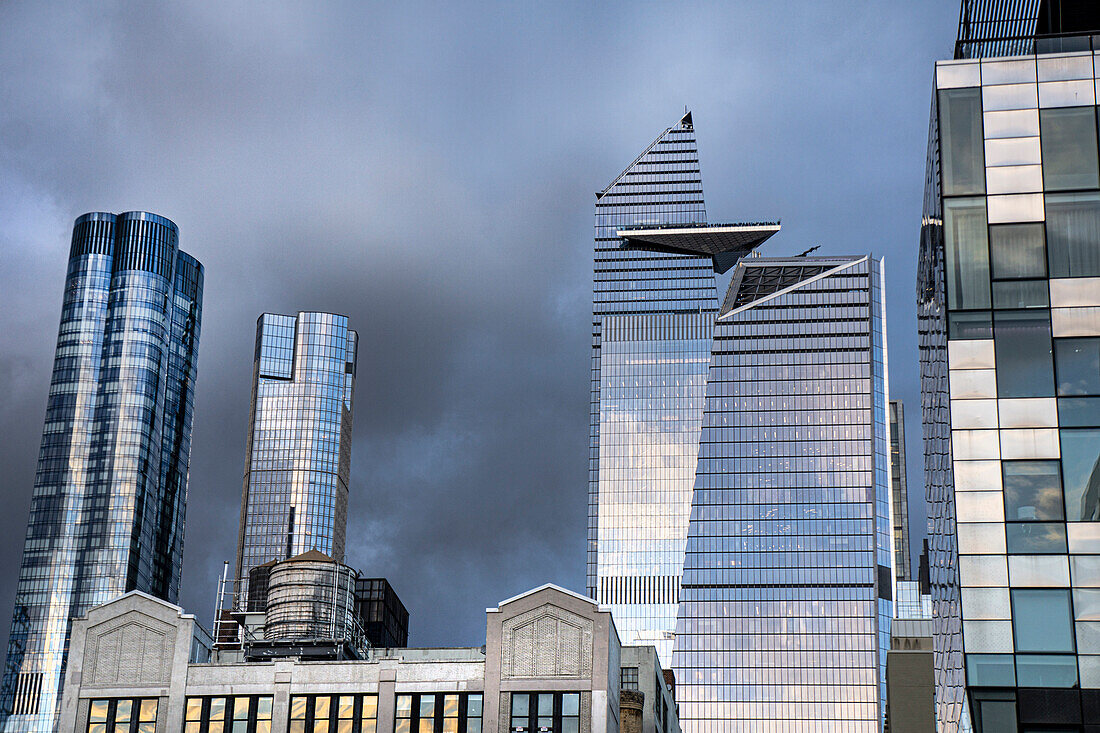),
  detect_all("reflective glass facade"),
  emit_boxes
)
[890,401,913,581]
[672,257,892,732]
[920,46,1100,731]
[0,212,203,733]
[235,312,357,596]
[588,113,716,663]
